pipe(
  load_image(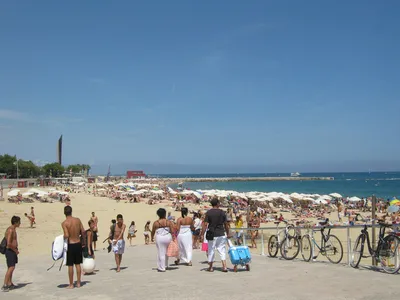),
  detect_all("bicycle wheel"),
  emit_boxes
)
[301,235,312,262]
[378,235,400,274]
[350,234,365,268]
[280,236,300,260]
[268,235,279,257]
[325,234,343,264]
